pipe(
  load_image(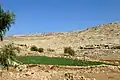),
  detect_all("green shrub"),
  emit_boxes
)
[30,45,38,51]
[38,48,44,52]
[47,48,55,52]
[30,45,44,53]
[64,47,75,56]
[111,45,120,49]
[79,46,84,49]
[0,43,20,70]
